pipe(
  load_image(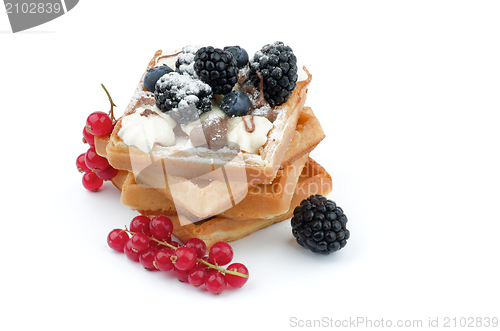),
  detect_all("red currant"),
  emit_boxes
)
[85,147,109,172]
[205,270,227,294]
[174,266,190,283]
[208,242,233,266]
[197,256,210,269]
[148,239,164,249]
[188,265,207,287]
[150,216,173,240]
[173,247,197,271]
[167,239,181,248]
[129,216,151,236]
[184,238,207,258]
[154,248,175,271]
[82,126,95,146]
[130,232,149,252]
[107,229,129,252]
[225,263,249,287]
[86,111,113,136]
[139,247,158,271]
[124,239,141,262]
[96,164,118,180]
[76,153,91,173]
[82,172,103,192]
